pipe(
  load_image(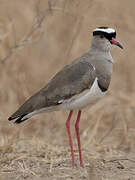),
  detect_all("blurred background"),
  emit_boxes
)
[0,0,135,161]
